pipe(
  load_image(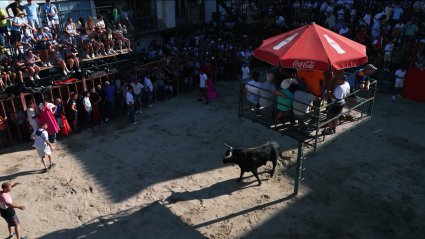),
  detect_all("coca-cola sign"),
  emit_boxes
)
[292,60,315,69]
